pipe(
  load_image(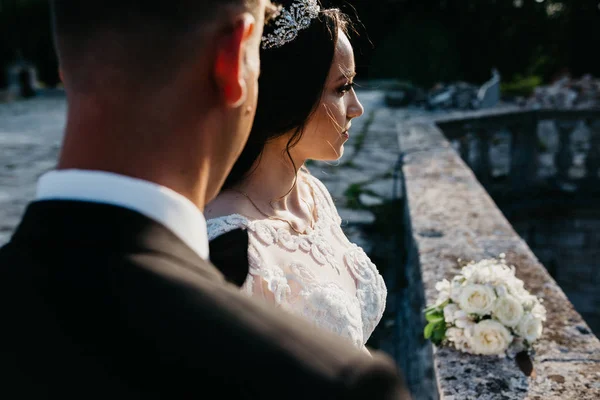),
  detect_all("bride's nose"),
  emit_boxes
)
[347,90,364,119]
